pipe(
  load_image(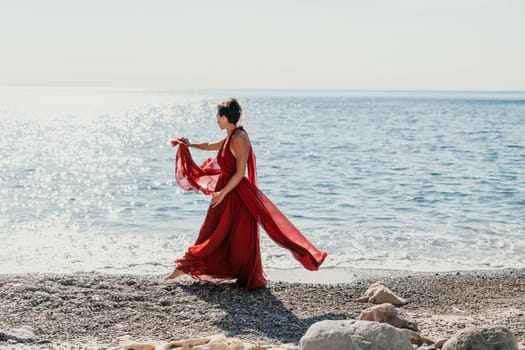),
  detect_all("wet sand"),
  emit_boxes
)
[0,268,524,349]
